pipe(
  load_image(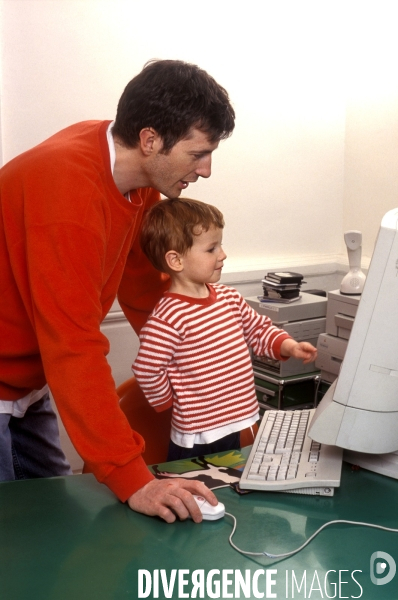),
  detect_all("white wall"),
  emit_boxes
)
[0,0,349,272]
[1,2,397,263]
[343,4,398,261]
